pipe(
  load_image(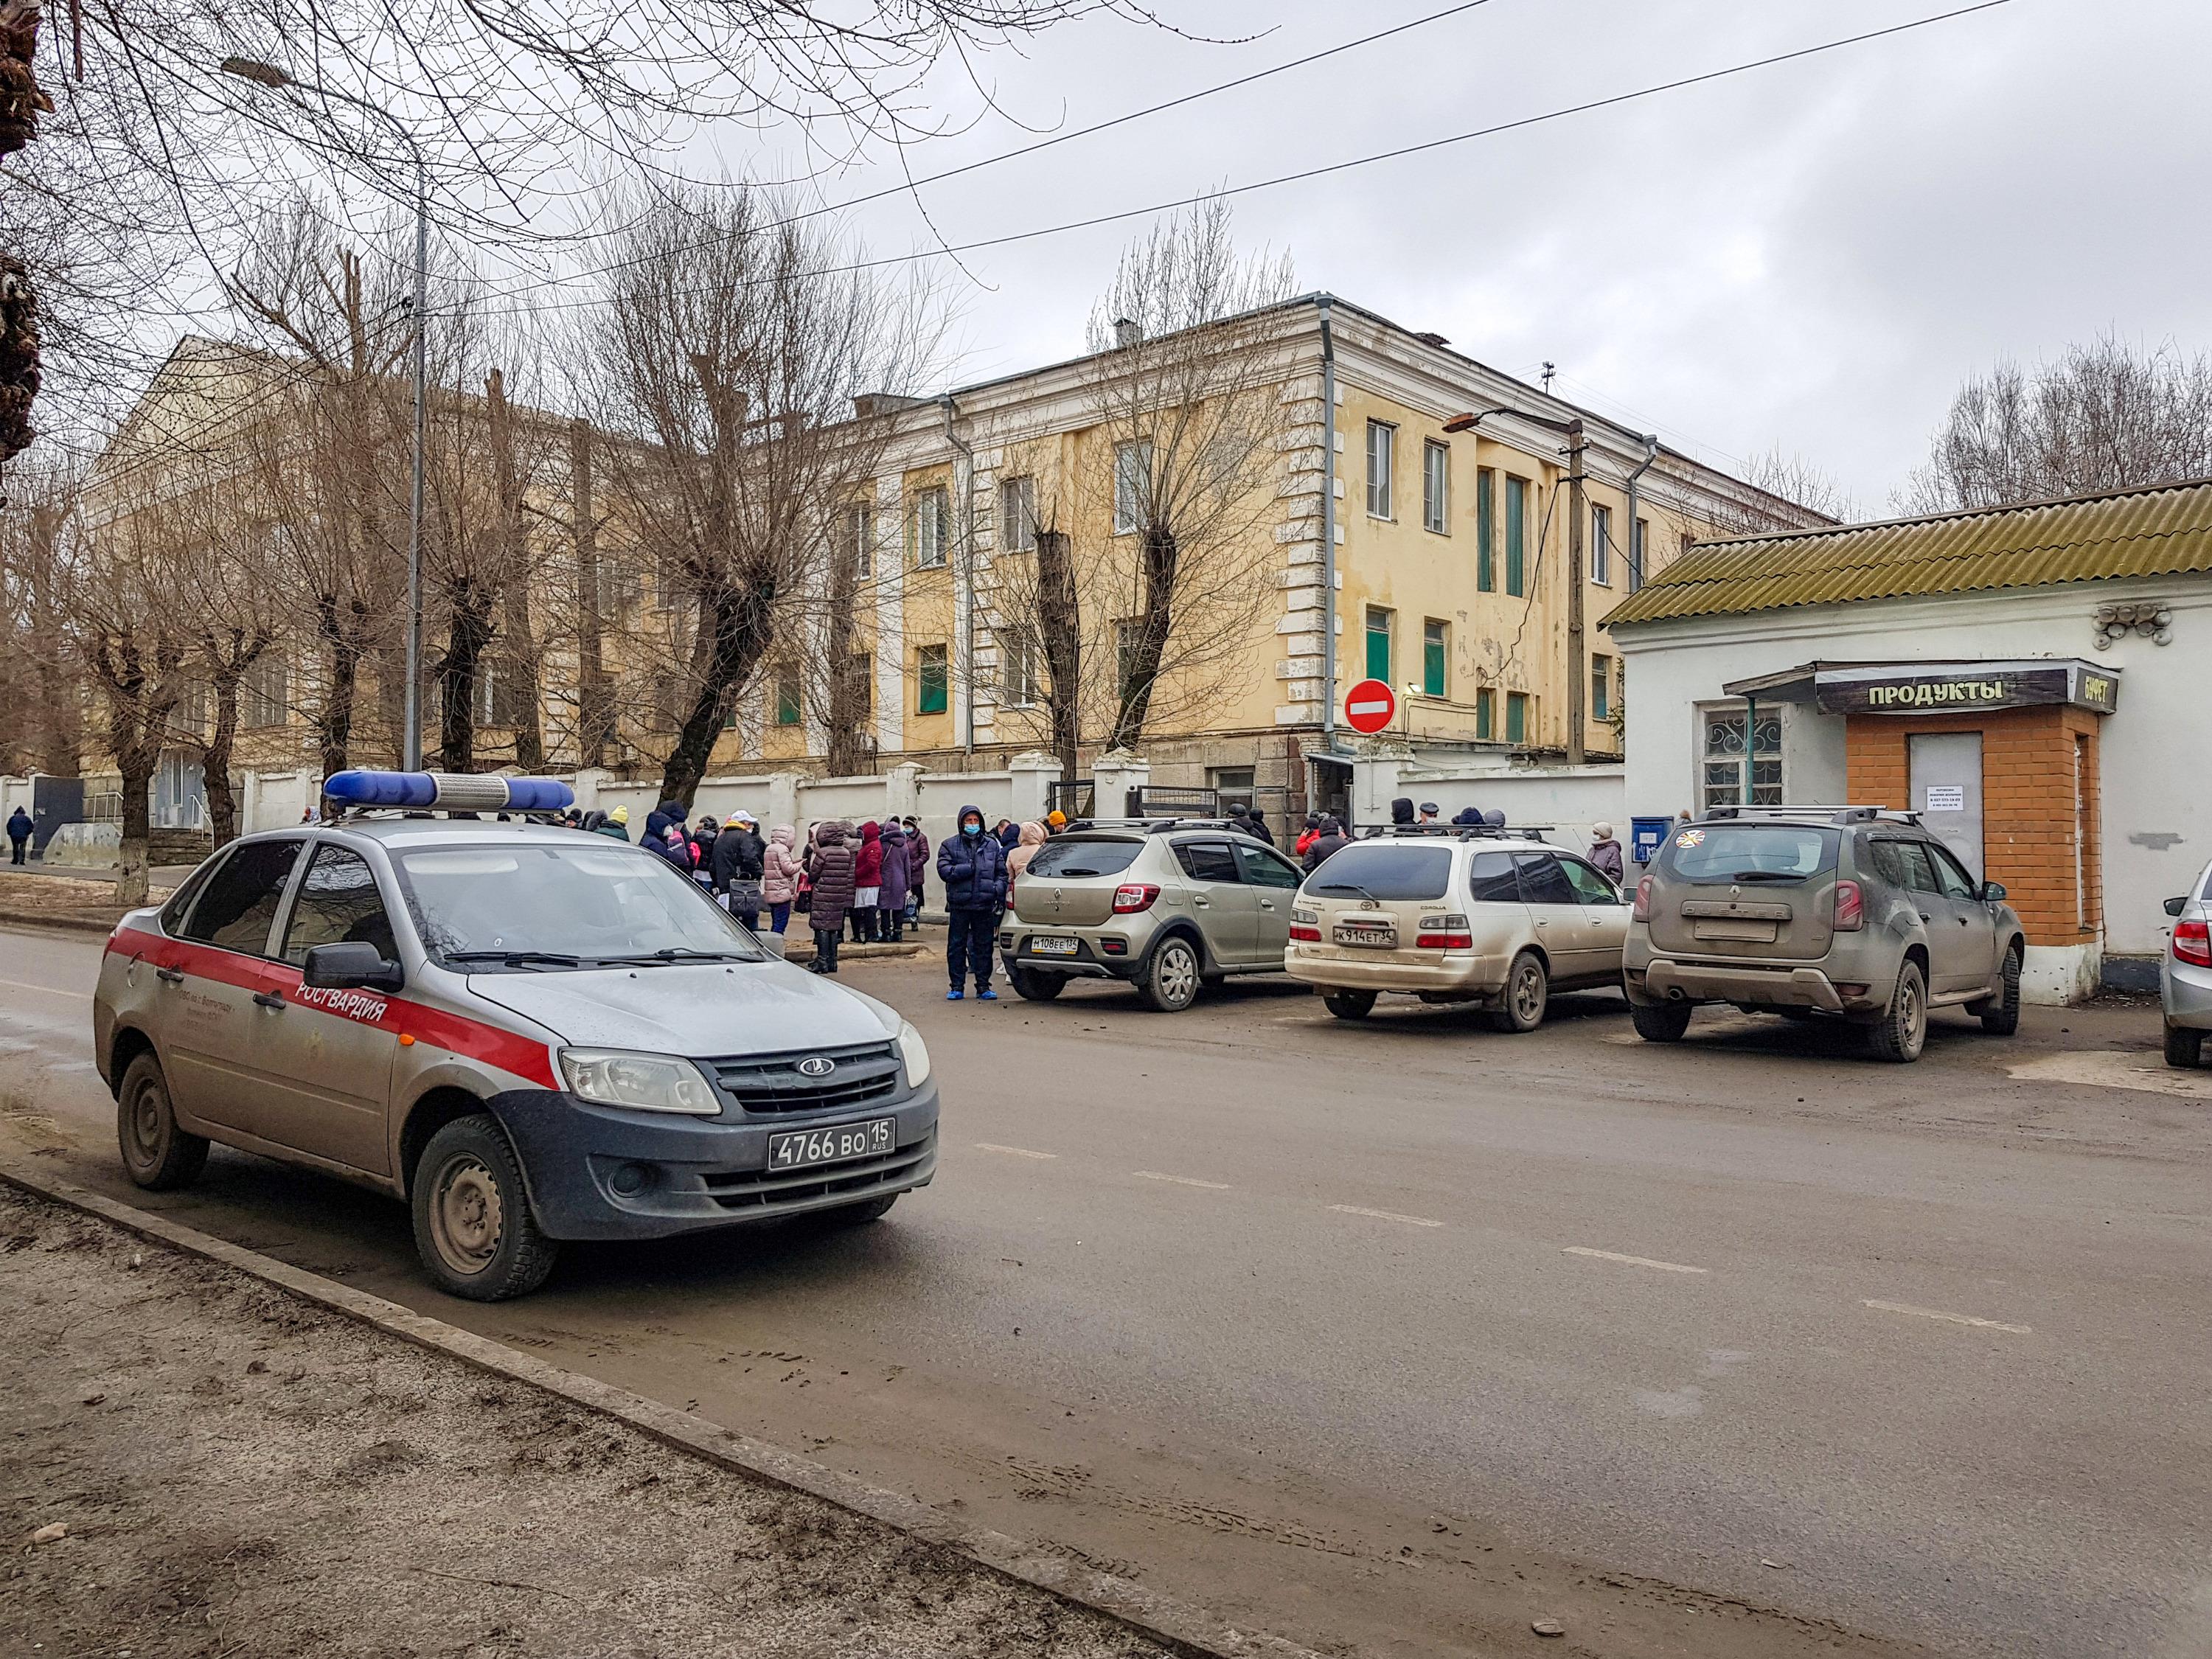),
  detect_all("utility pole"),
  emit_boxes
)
[1564,416,1587,766]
